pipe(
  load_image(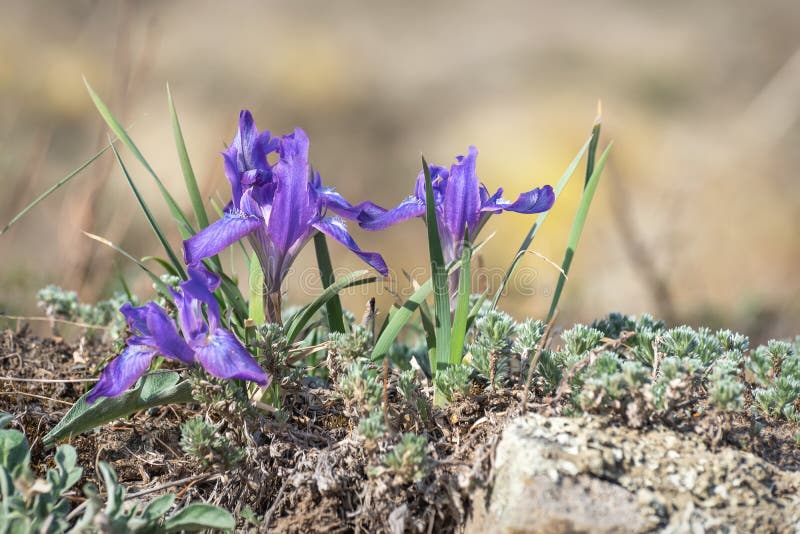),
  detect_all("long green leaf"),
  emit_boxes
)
[0,144,111,236]
[248,252,265,324]
[313,233,345,333]
[218,272,248,326]
[164,504,235,532]
[43,372,193,448]
[285,271,379,343]
[371,280,433,361]
[167,84,209,230]
[492,134,593,309]
[110,143,187,280]
[82,231,170,296]
[449,231,472,366]
[84,79,195,238]
[422,157,452,375]
[547,143,613,321]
